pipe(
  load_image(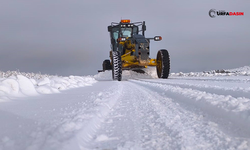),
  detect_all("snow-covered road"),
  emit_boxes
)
[0,68,250,150]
